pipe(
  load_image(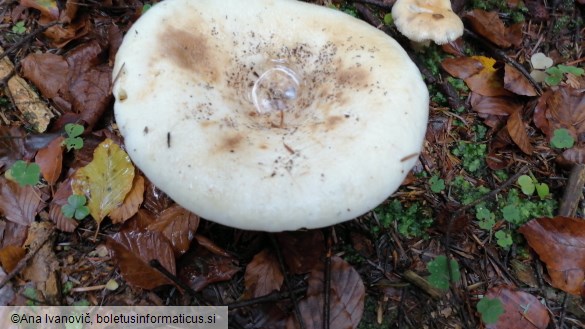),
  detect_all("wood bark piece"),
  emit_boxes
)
[559,163,585,217]
[0,46,54,132]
